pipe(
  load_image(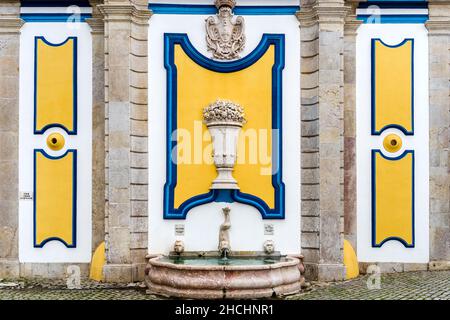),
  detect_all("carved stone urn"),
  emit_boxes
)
[203,99,246,189]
